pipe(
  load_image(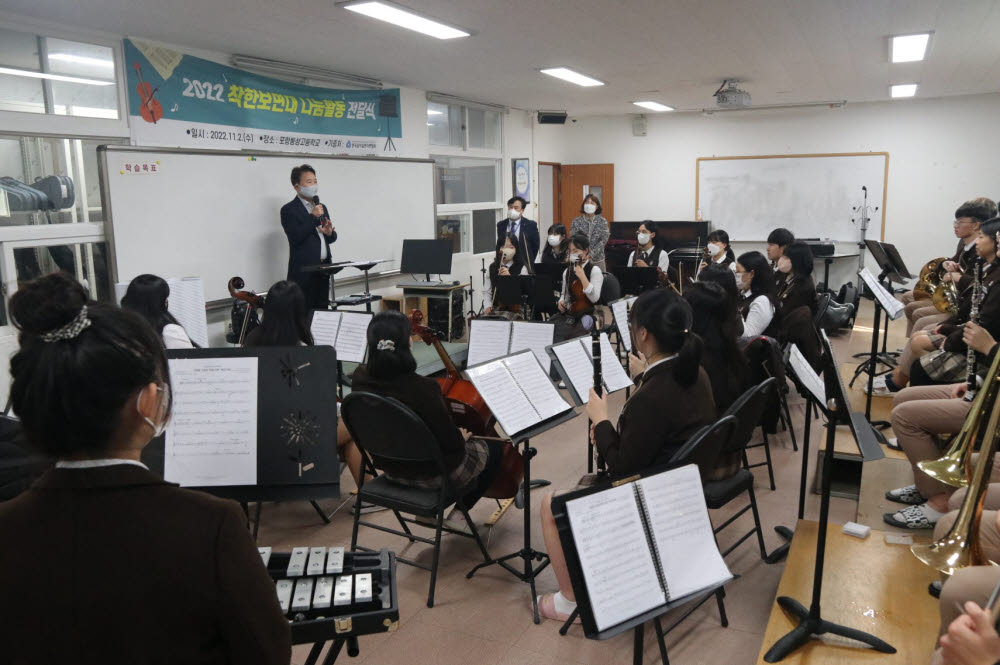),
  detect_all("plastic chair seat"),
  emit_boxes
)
[358,475,458,516]
[703,469,754,509]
